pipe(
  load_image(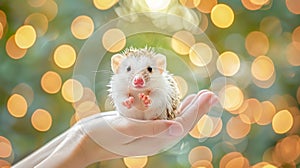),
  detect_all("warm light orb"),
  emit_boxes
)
[53,44,77,69]
[102,28,126,53]
[272,110,293,134]
[31,109,52,132]
[251,56,274,81]
[217,51,240,76]
[197,115,214,138]
[286,0,300,14]
[40,0,58,21]
[61,79,84,103]
[15,25,37,49]
[211,4,234,28]
[145,0,171,11]
[250,0,269,5]
[93,0,118,10]
[172,30,195,55]
[189,43,213,67]
[245,31,269,57]
[71,15,94,40]
[179,0,201,8]
[241,0,262,10]
[6,35,27,59]
[123,156,148,168]
[220,152,244,168]
[188,146,213,165]
[0,136,12,158]
[7,94,27,118]
[256,101,276,125]
[226,116,251,139]
[196,0,217,13]
[41,71,62,94]
[219,84,244,111]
